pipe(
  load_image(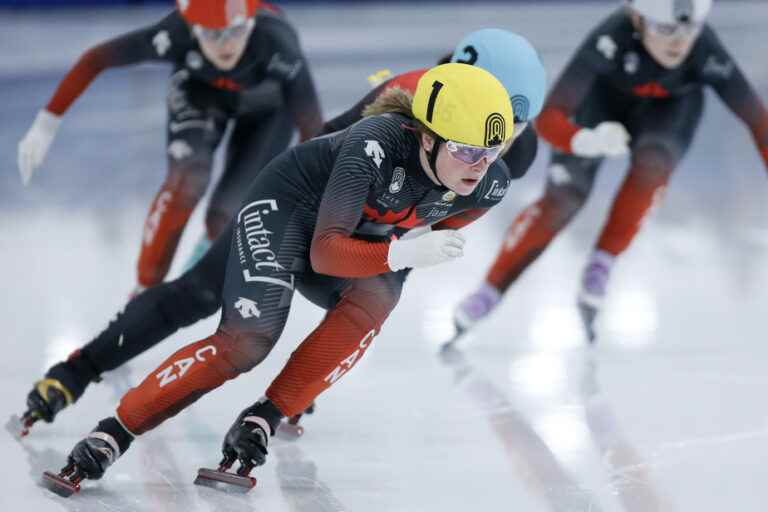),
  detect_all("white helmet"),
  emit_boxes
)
[626,0,712,24]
